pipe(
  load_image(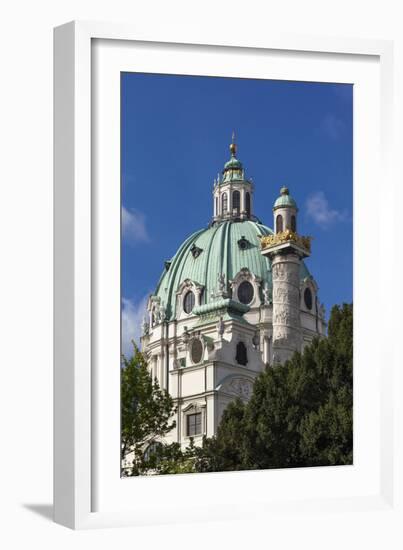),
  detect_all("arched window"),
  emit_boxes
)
[183,290,195,314]
[221,193,228,214]
[304,287,313,310]
[245,192,251,217]
[233,190,240,214]
[143,441,163,462]
[236,341,248,366]
[215,197,218,216]
[291,215,297,232]
[276,214,283,233]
